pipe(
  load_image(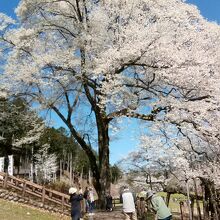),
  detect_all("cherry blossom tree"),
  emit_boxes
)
[123,121,220,218]
[0,0,220,205]
[34,144,57,184]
